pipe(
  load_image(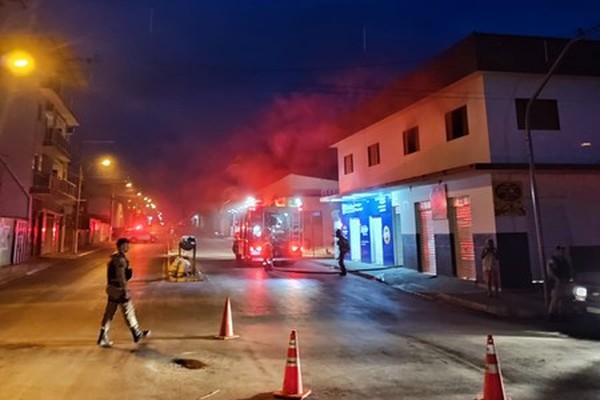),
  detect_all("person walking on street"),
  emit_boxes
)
[547,245,573,321]
[481,238,500,297]
[335,229,349,276]
[97,238,150,347]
